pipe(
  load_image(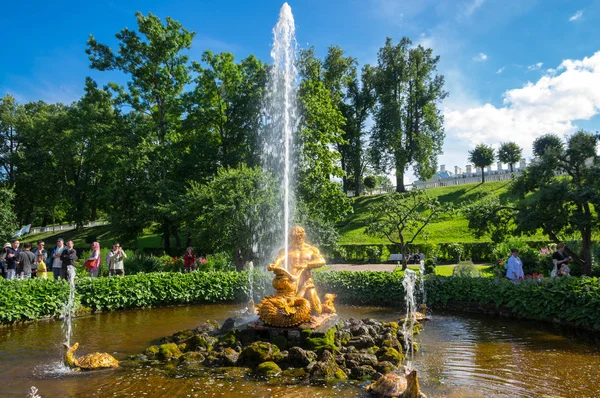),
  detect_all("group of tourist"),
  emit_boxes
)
[0,239,127,280]
[505,243,572,281]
